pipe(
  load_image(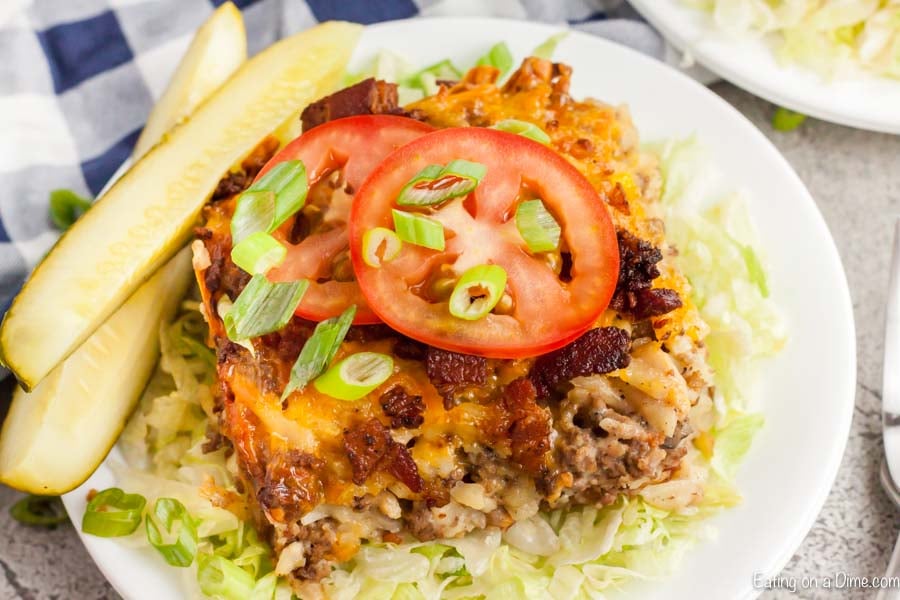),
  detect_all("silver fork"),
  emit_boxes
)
[877,218,900,600]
